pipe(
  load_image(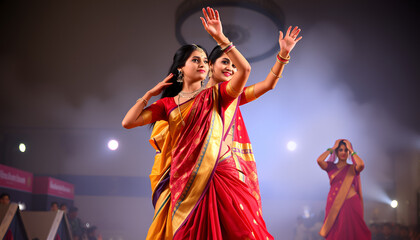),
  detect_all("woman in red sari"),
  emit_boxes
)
[205,19,302,209]
[317,139,371,240]
[123,7,273,240]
